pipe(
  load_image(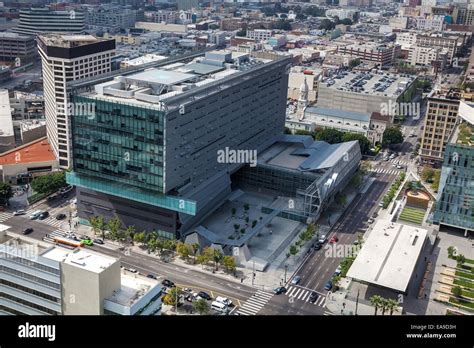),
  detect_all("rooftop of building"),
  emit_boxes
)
[346,219,428,293]
[321,71,415,98]
[42,247,117,273]
[305,106,371,122]
[121,54,167,67]
[0,137,56,164]
[81,49,272,105]
[0,231,50,255]
[0,32,33,40]
[105,271,159,307]
[0,89,13,138]
[258,134,358,172]
[38,34,108,48]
